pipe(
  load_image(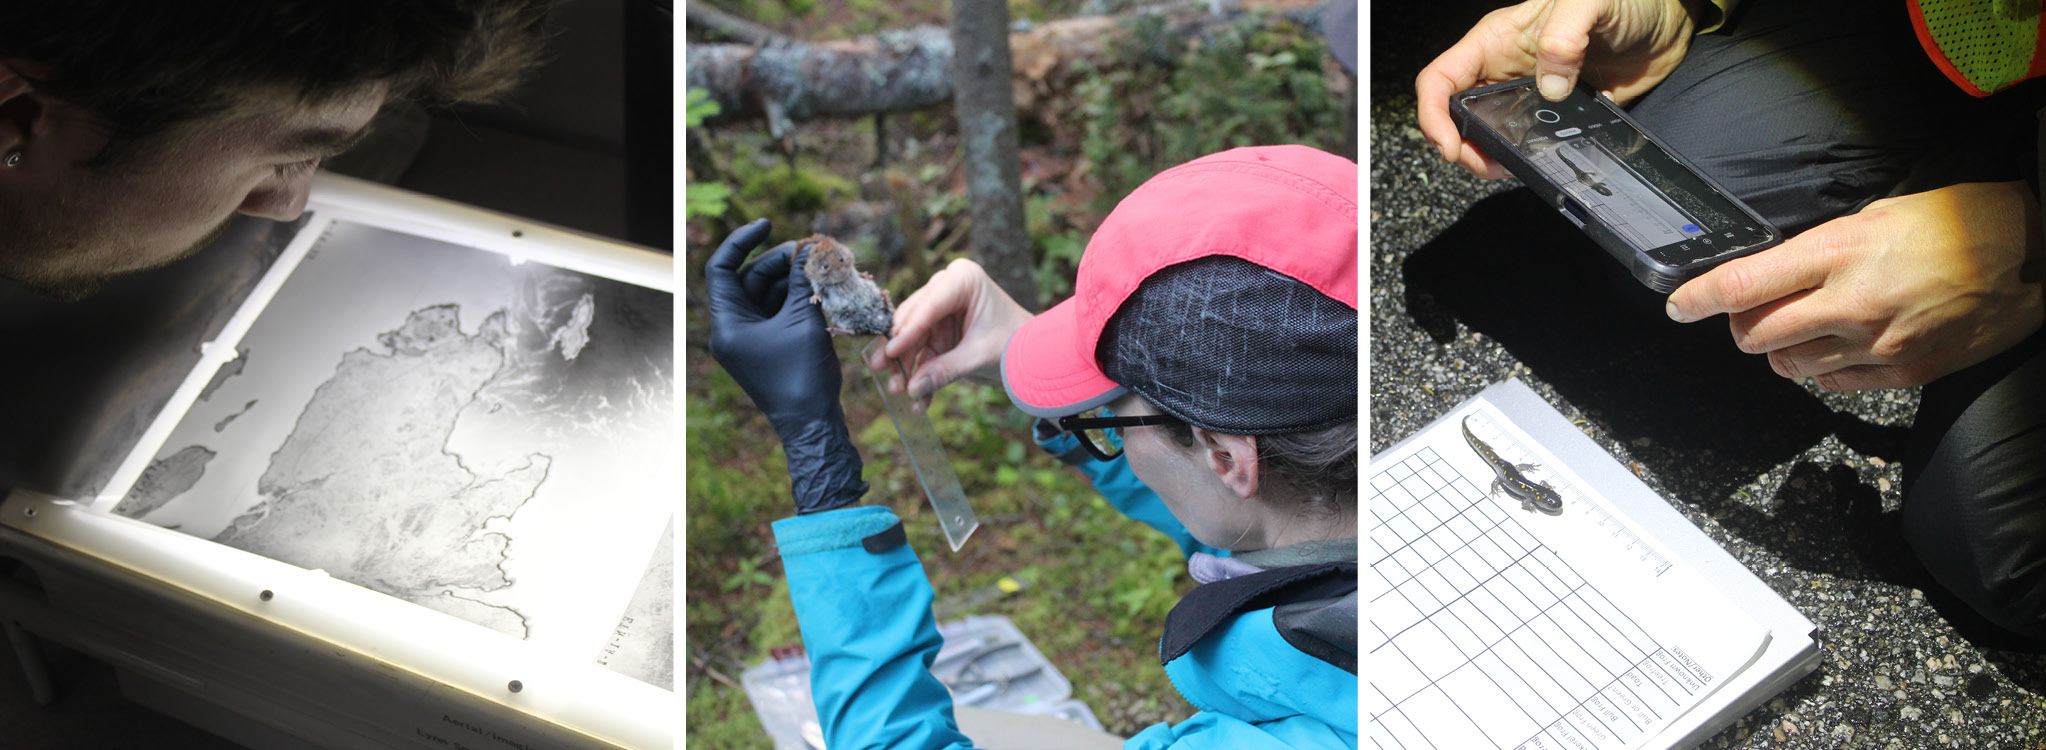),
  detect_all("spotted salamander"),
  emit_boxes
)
[1462,416,1563,515]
